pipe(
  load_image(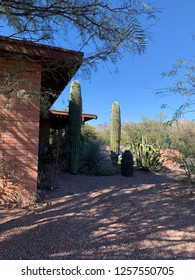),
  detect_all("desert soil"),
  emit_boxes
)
[0,168,195,260]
